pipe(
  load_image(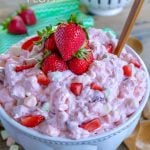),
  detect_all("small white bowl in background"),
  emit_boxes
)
[80,0,132,16]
